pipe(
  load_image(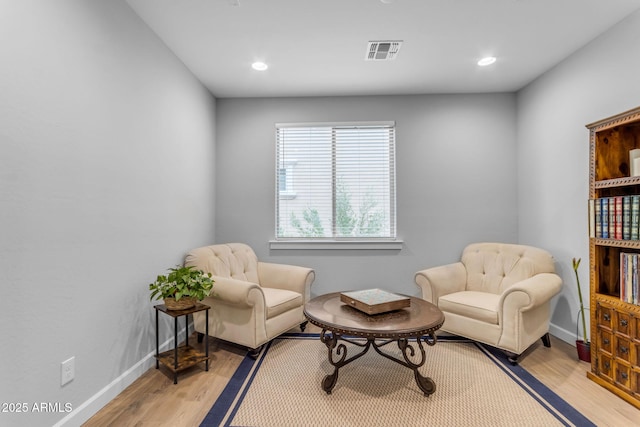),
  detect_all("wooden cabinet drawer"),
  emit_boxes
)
[632,314,640,341]
[633,368,640,397]
[615,362,632,391]
[615,336,632,362]
[616,311,631,336]
[599,329,613,354]
[598,304,613,329]
[599,353,614,382]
